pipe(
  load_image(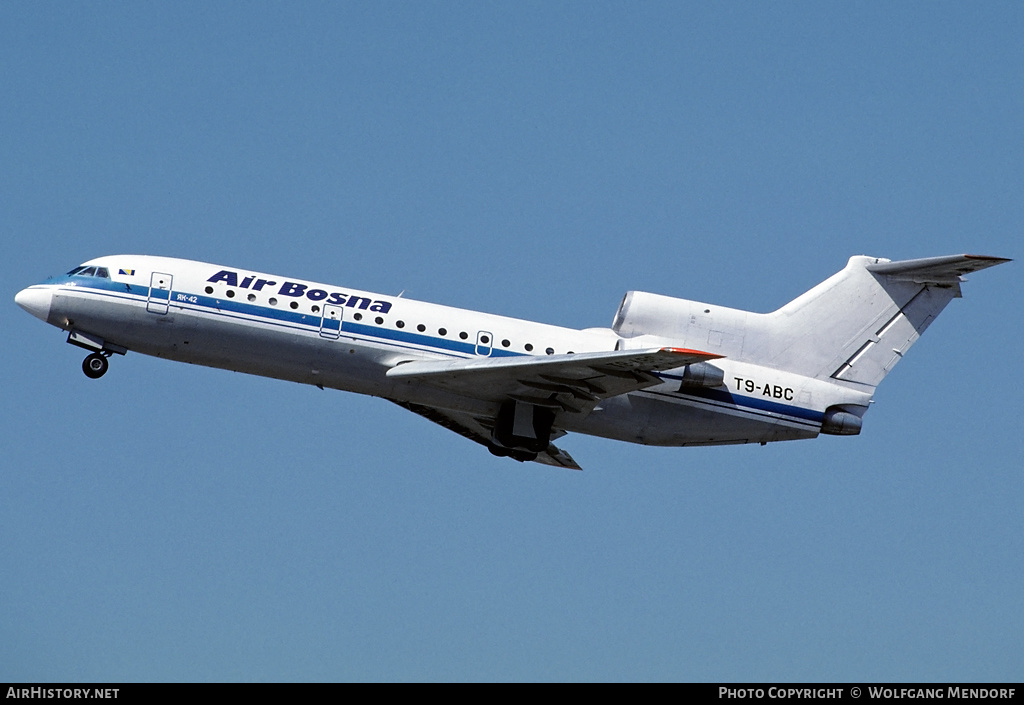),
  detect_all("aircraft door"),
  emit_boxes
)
[319,304,343,339]
[475,330,493,357]
[146,272,173,314]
